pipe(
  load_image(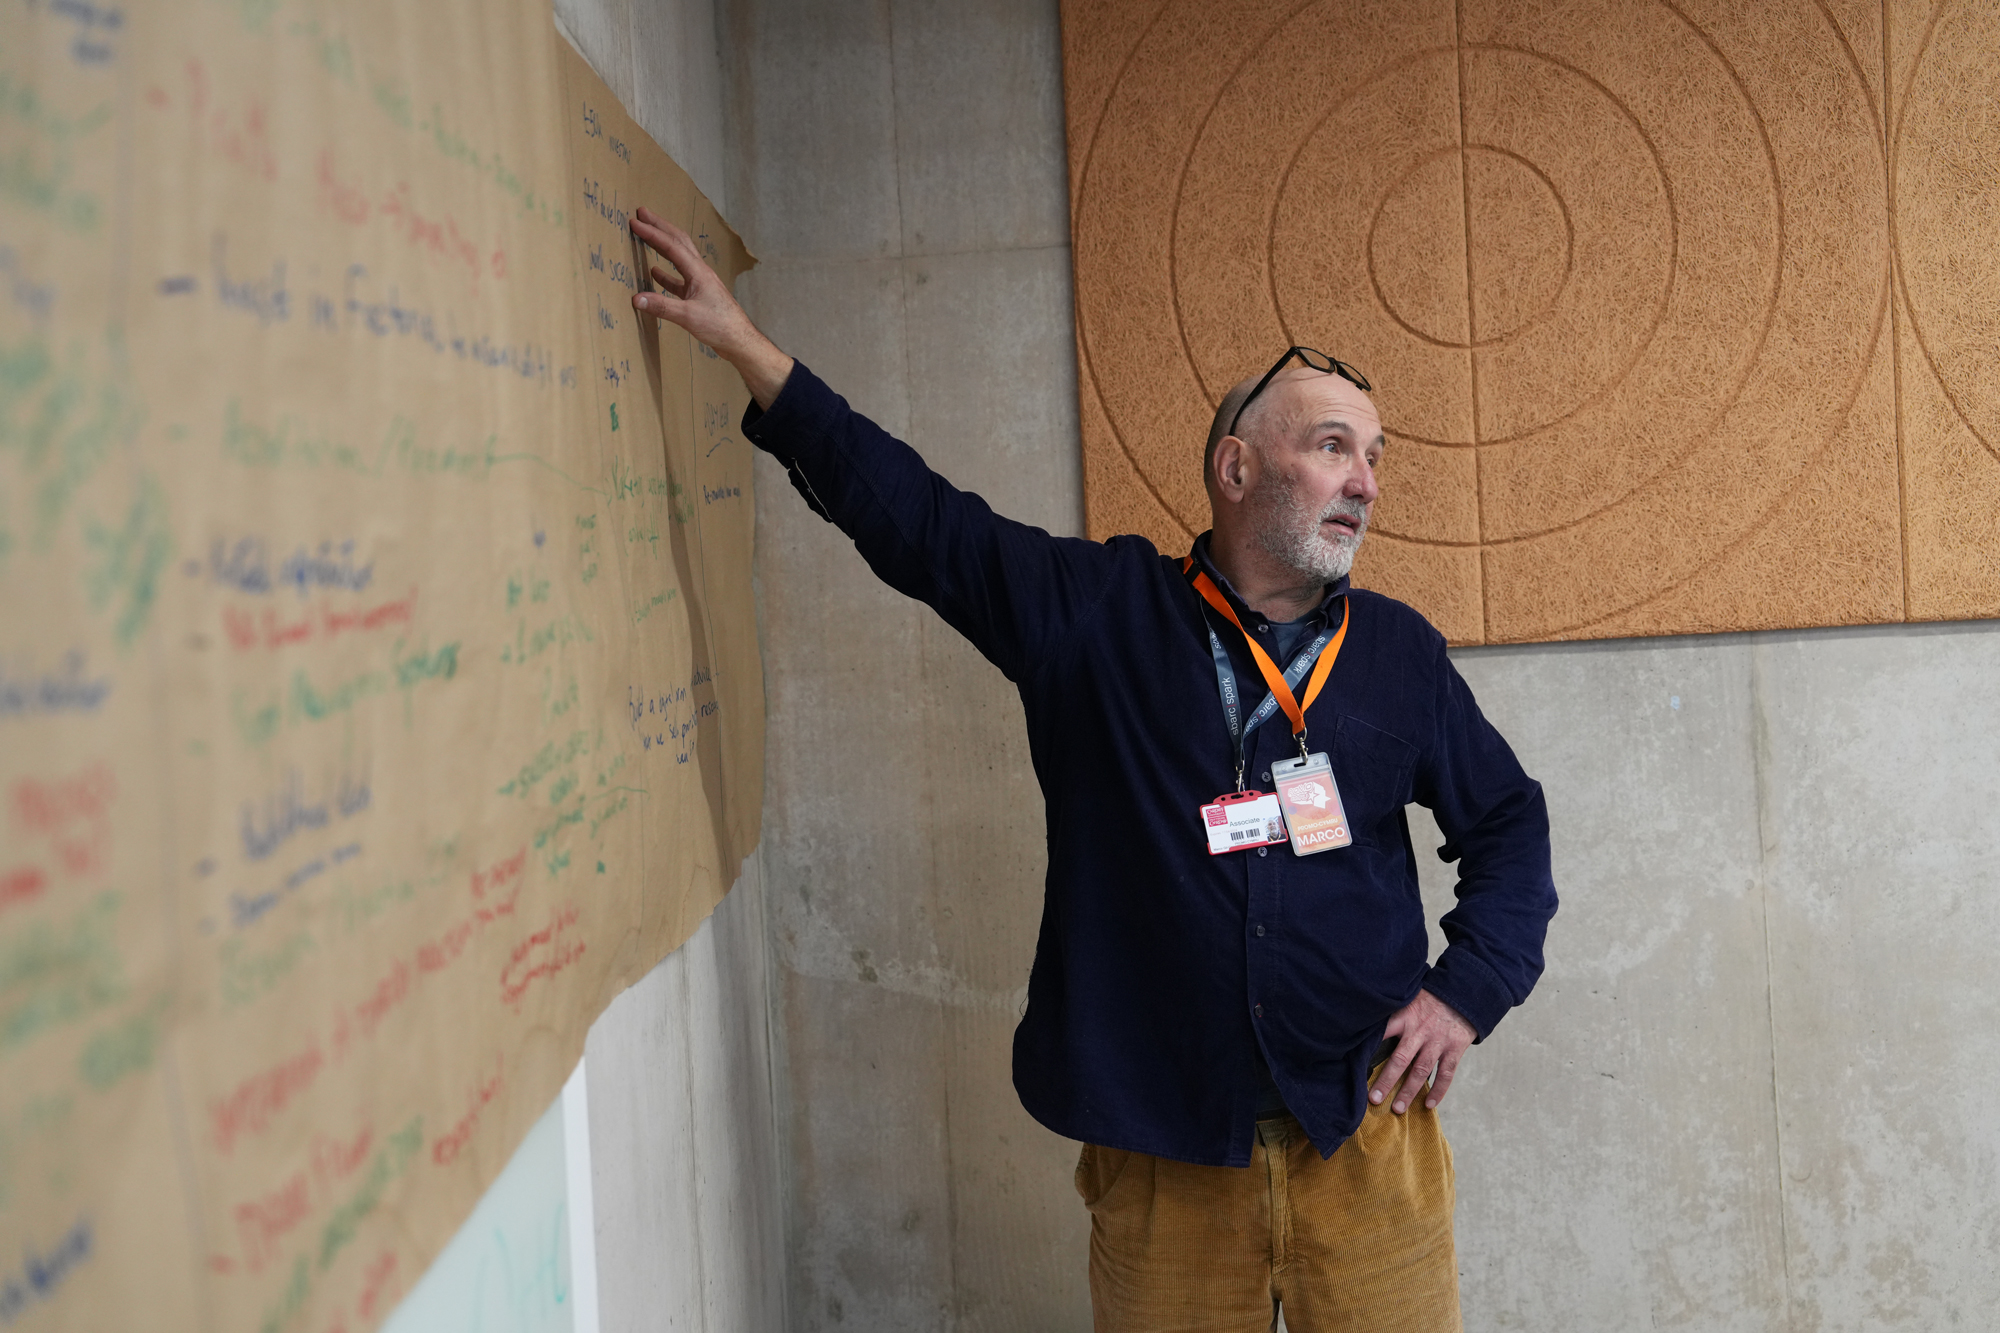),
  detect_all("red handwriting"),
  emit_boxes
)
[329,1006,353,1065]
[11,762,115,878]
[0,865,46,915]
[317,148,506,287]
[415,884,520,974]
[317,148,369,225]
[357,1250,400,1322]
[415,846,527,972]
[432,1059,504,1167]
[235,1171,311,1274]
[323,589,417,638]
[500,903,584,1007]
[310,1126,373,1192]
[470,847,527,900]
[210,1041,324,1154]
[222,588,420,652]
[224,1122,373,1275]
[183,59,277,182]
[352,960,411,1039]
[11,763,115,831]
